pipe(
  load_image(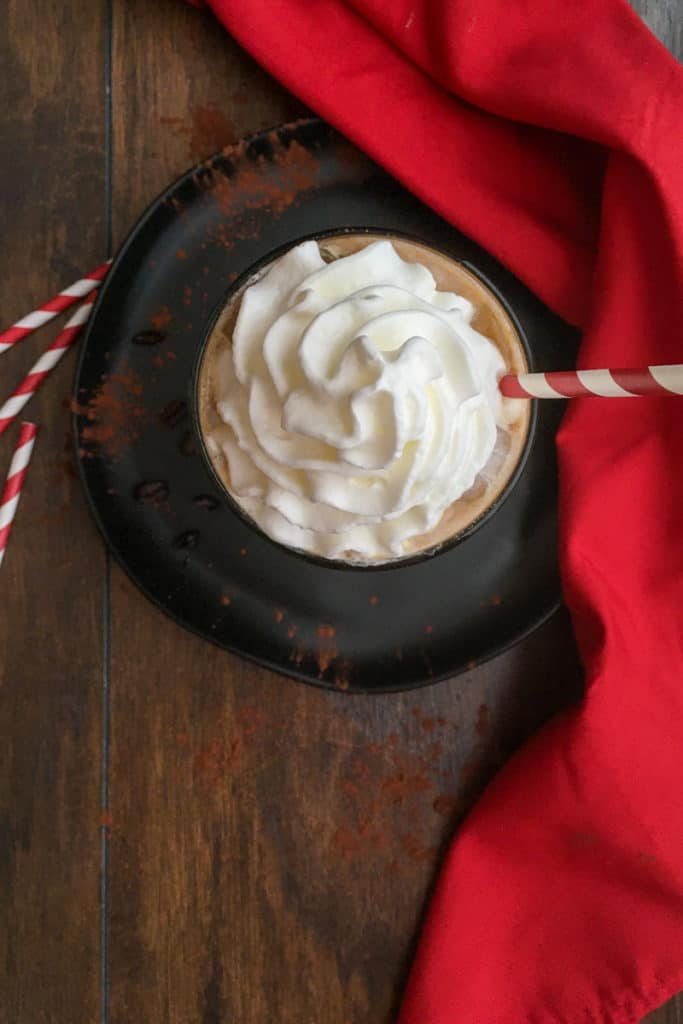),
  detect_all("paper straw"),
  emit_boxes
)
[500,366,683,398]
[0,422,39,568]
[0,294,95,437]
[0,260,110,355]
